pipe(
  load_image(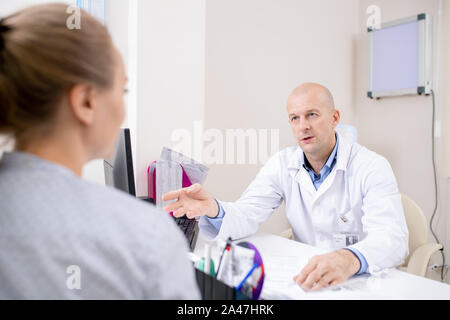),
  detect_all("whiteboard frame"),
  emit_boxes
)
[367,14,433,99]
